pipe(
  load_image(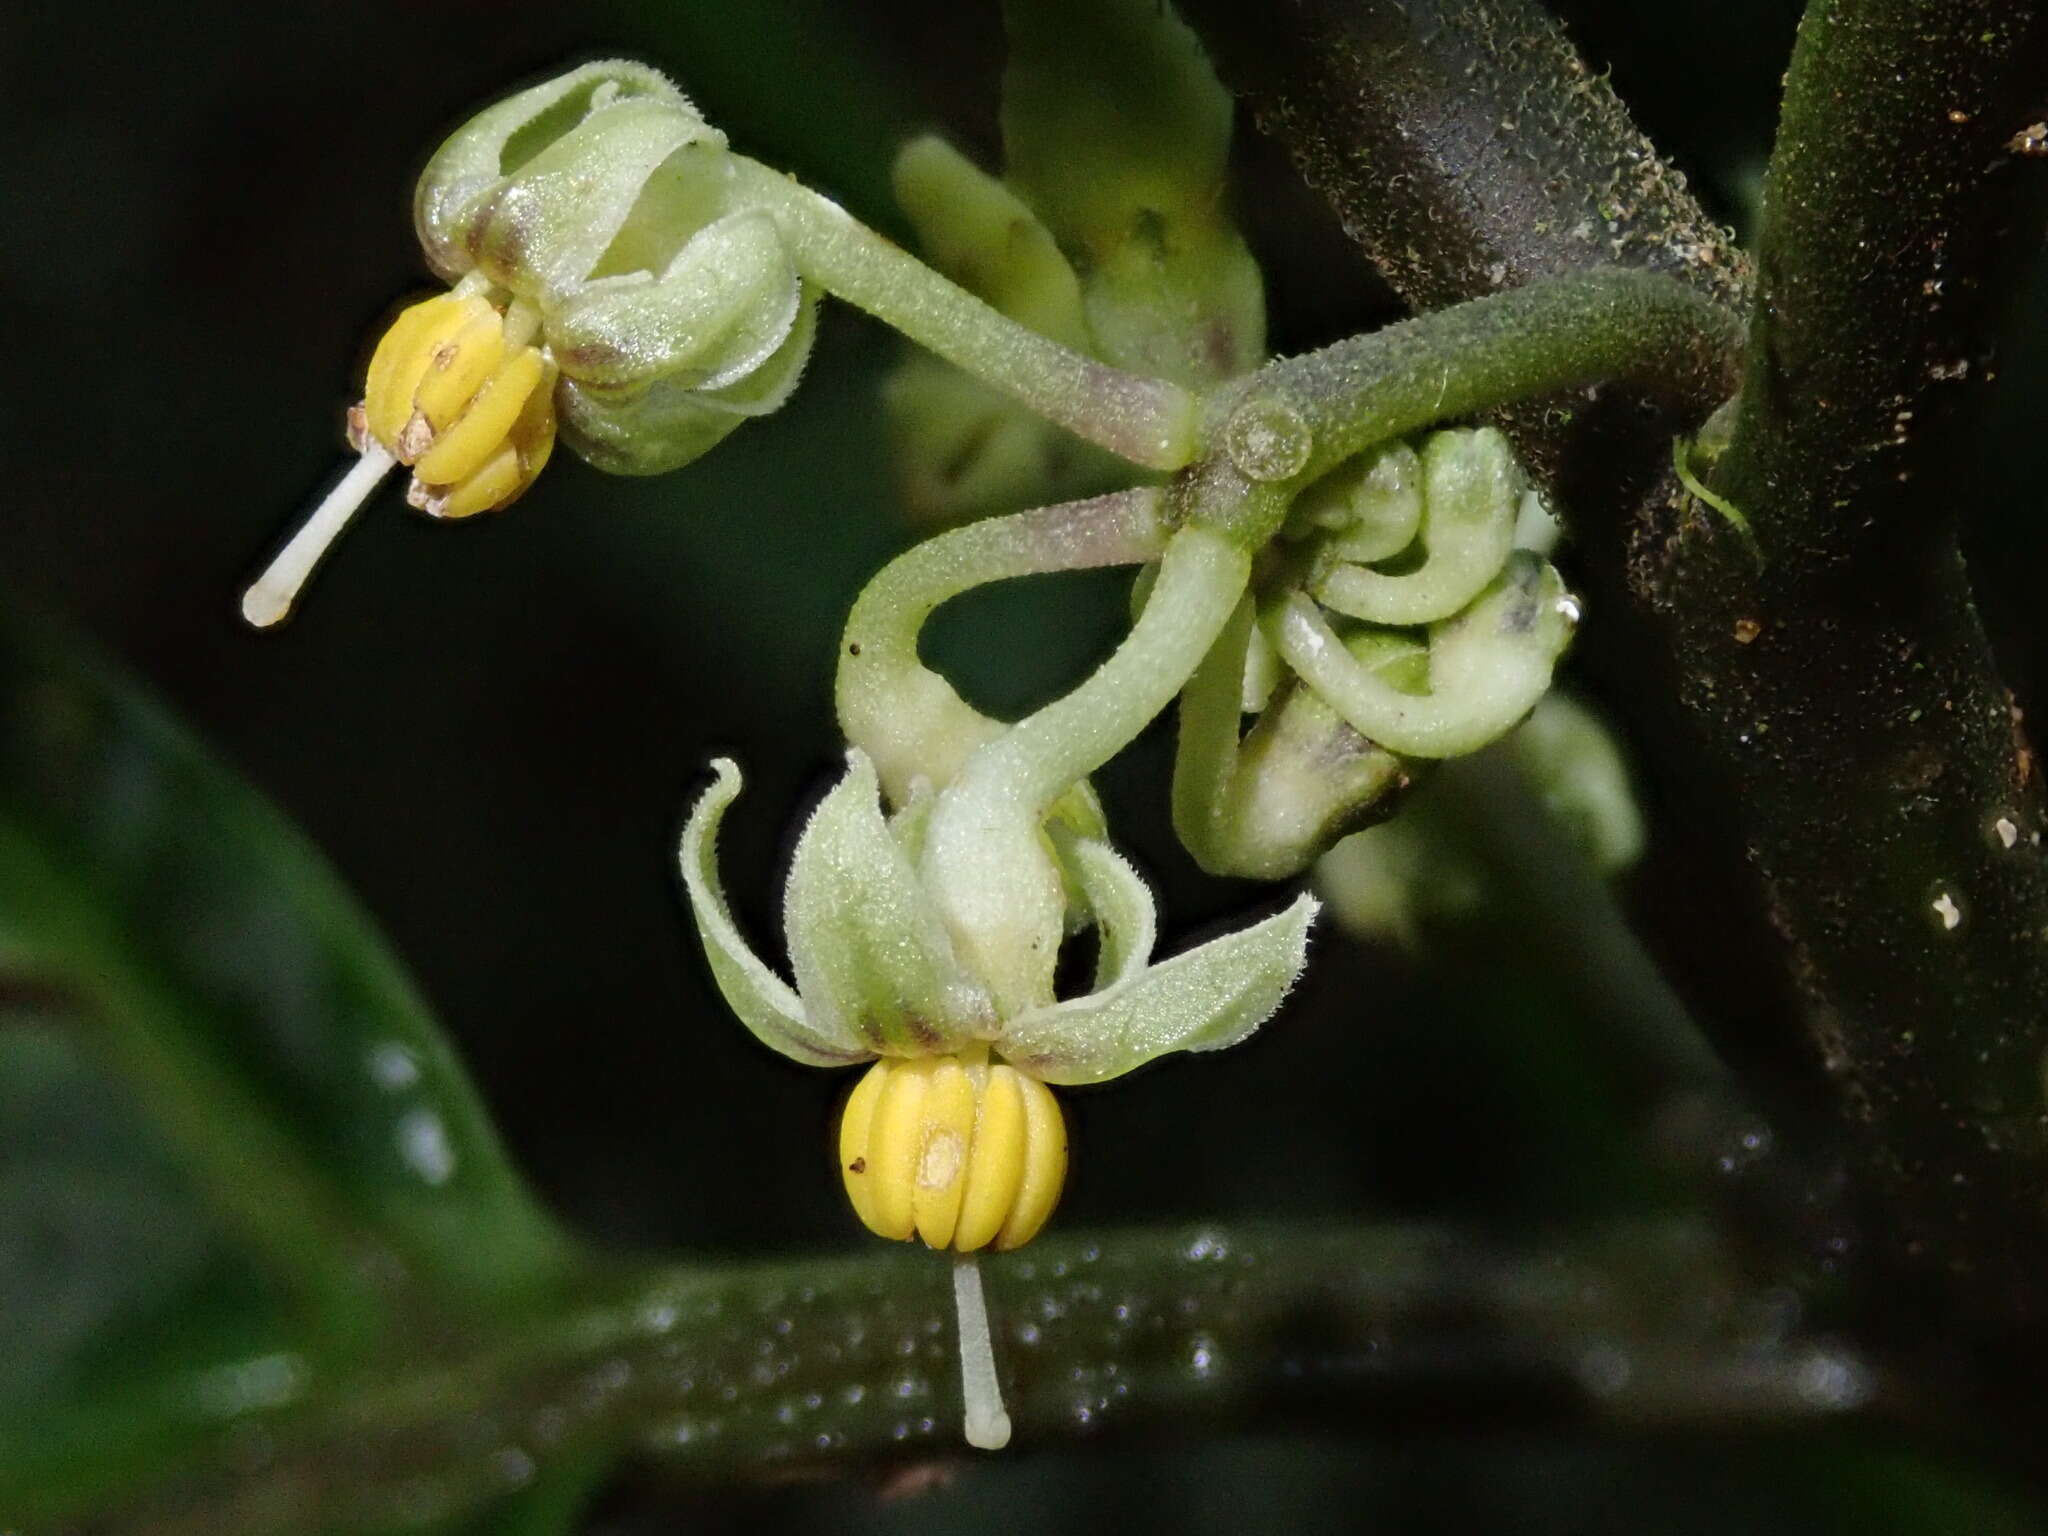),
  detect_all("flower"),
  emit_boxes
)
[680,750,1317,1235]
[679,747,1313,1450]
[243,61,818,628]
